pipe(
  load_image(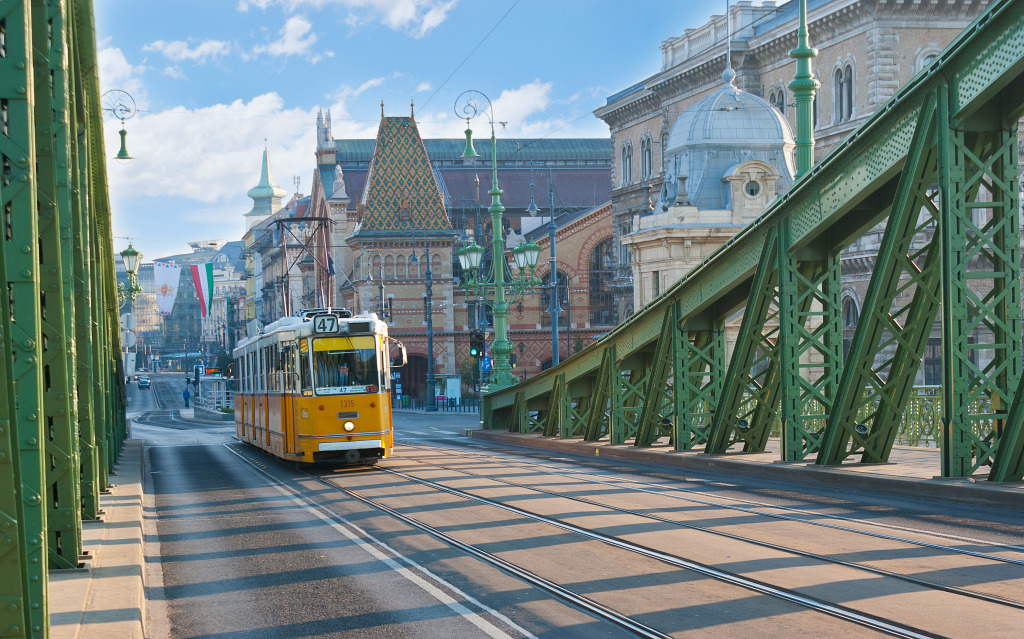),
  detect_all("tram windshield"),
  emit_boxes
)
[310,336,381,394]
